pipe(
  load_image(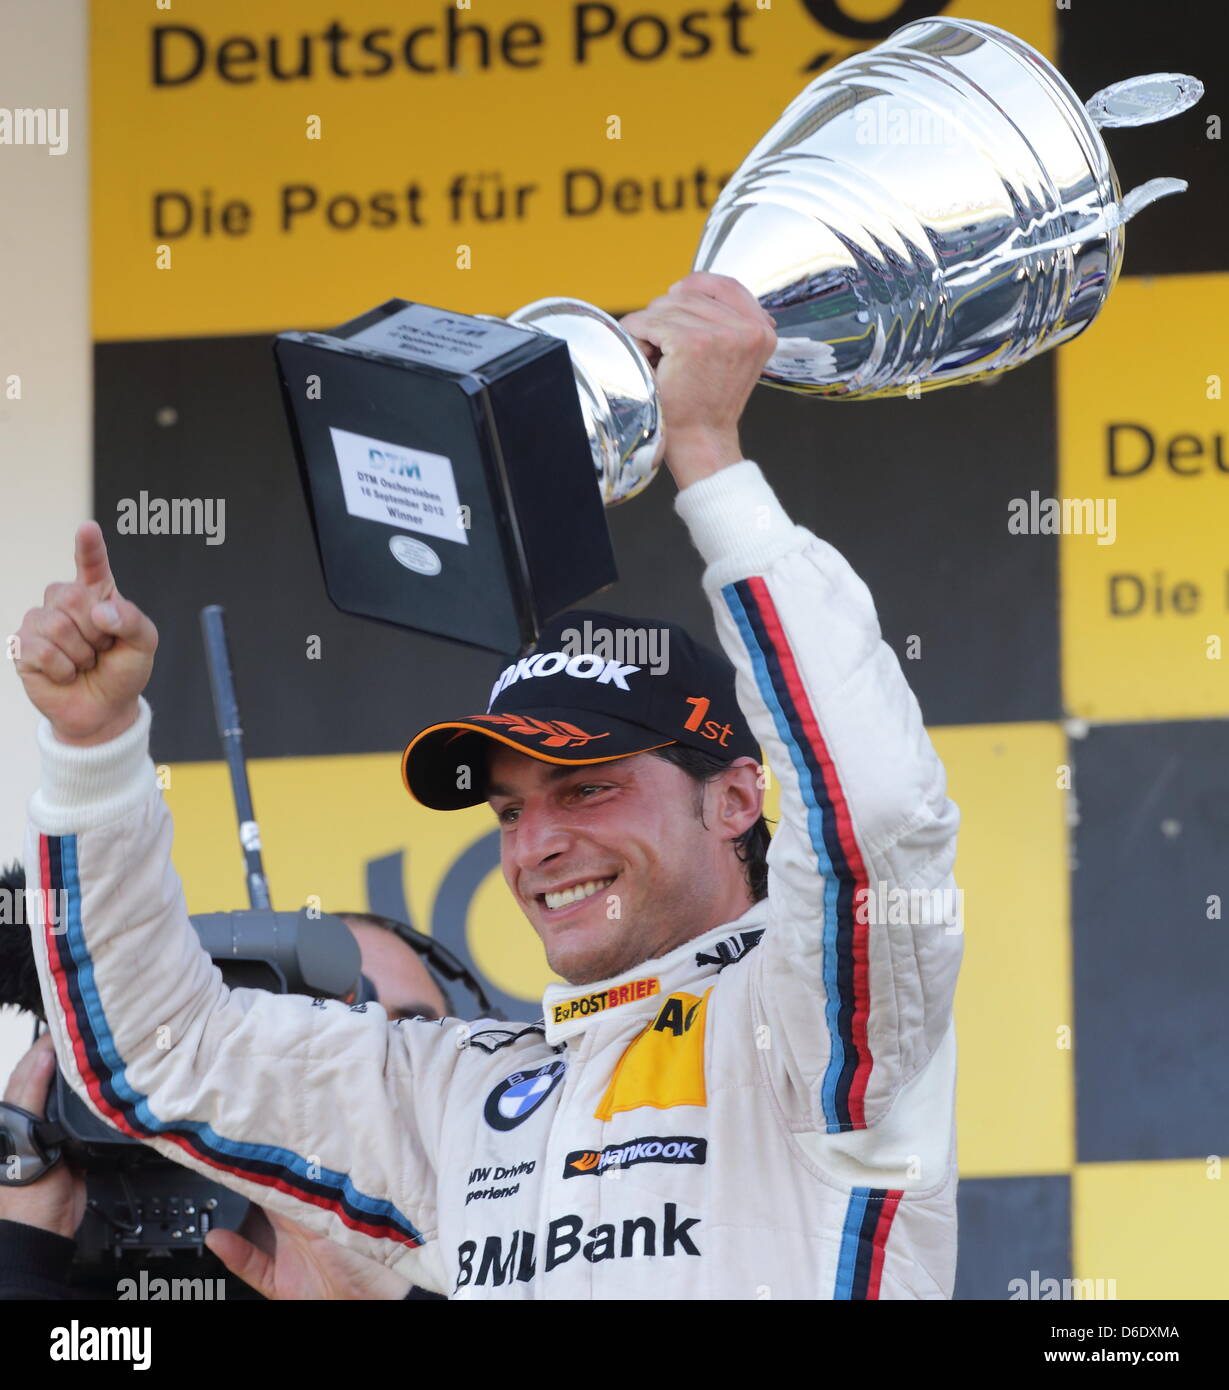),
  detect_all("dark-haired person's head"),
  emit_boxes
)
[337,913,450,1021]
[402,611,772,986]
[480,743,765,984]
